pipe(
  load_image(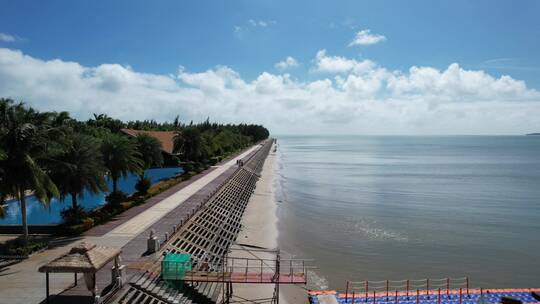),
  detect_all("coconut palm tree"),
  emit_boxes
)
[0,99,59,243]
[0,148,5,218]
[100,134,143,194]
[135,134,163,171]
[173,127,203,162]
[50,133,108,221]
[134,134,163,194]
